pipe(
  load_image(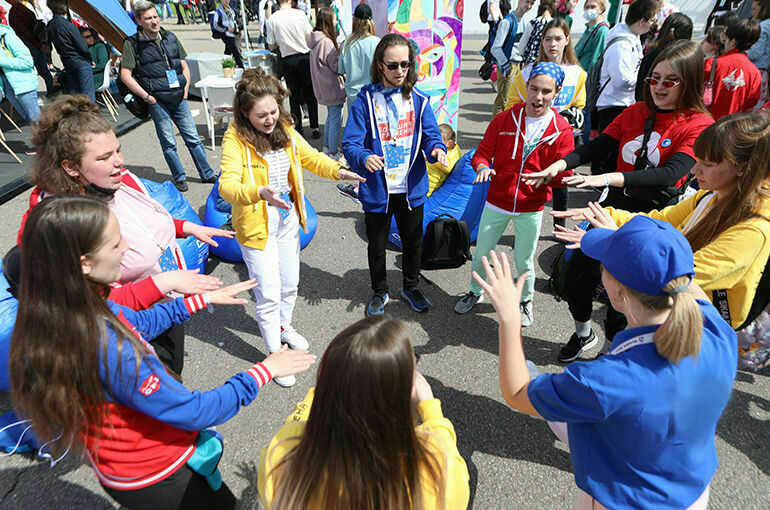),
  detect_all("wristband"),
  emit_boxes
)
[598,174,610,204]
[203,292,214,314]
[144,93,150,101]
